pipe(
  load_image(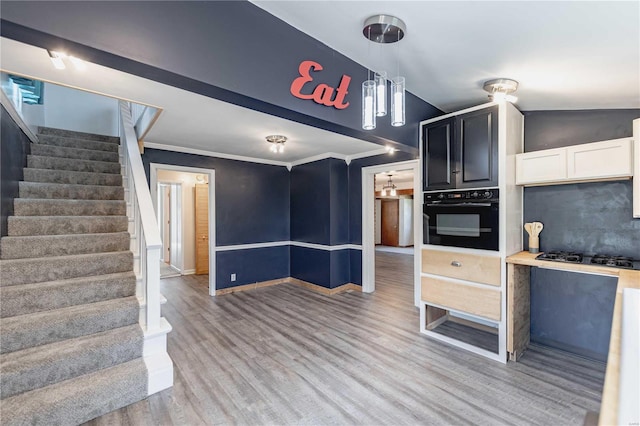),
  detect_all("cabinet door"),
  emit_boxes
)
[422,118,455,190]
[566,138,633,180]
[456,106,498,188]
[516,147,567,185]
